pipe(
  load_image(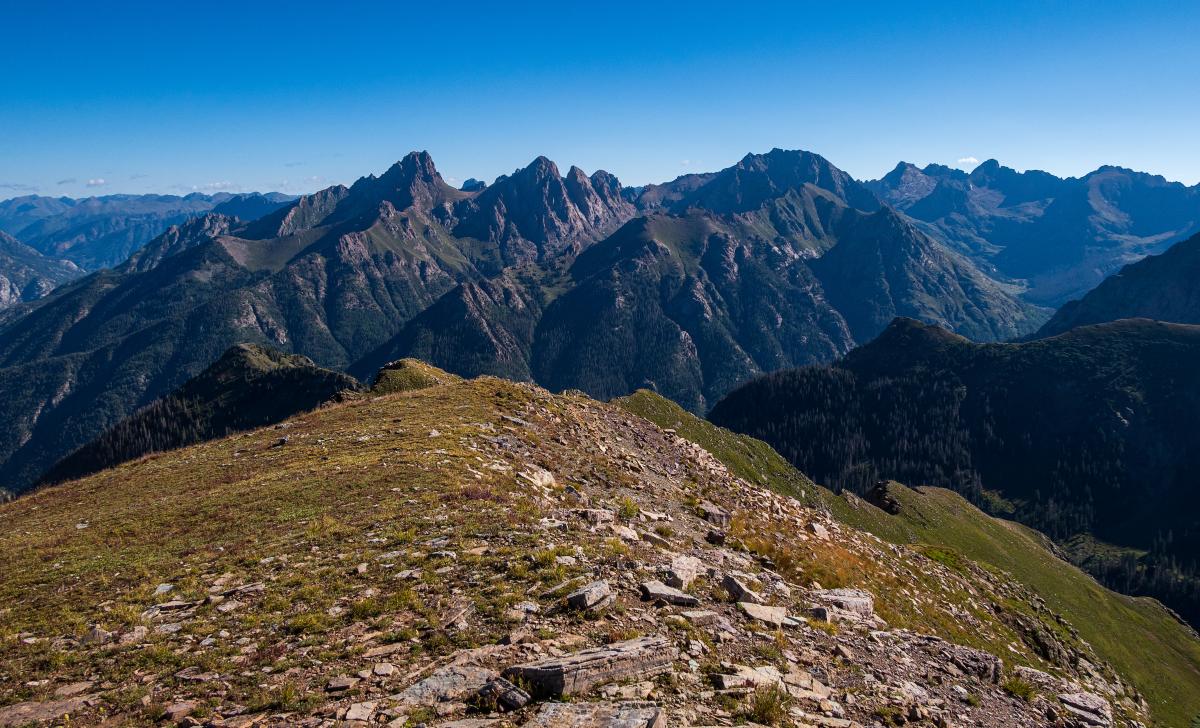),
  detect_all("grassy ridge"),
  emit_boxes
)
[617,389,1200,726]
